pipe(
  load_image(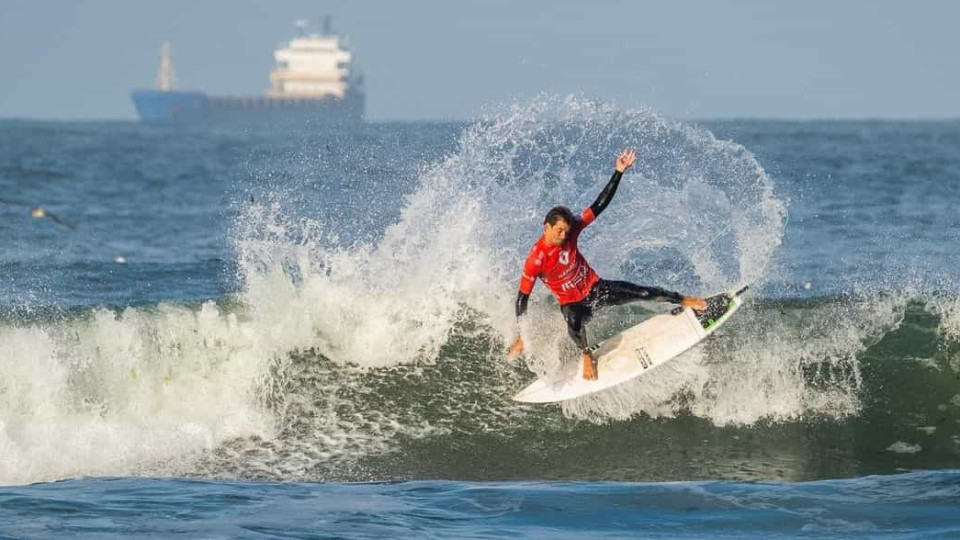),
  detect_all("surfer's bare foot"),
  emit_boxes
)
[682,295,707,312]
[581,352,598,380]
